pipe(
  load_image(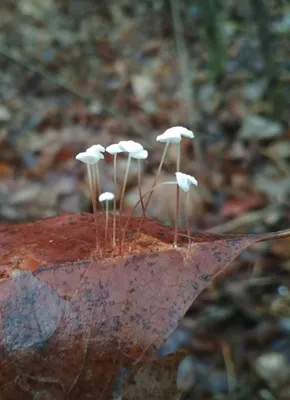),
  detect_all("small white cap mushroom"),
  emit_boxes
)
[165,126,194,139]
[99,192,115,202]
[157,126,194,143]
[86,144,105,154]
[118,140,143,153]
[76,151,103,165]
[106,143,123,154]
[175,172,198,192]
[131,149,148,159]
[156,131,182,144]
